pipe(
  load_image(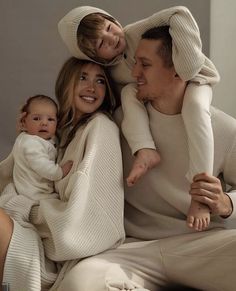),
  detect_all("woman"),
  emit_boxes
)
[0,57,125,291]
